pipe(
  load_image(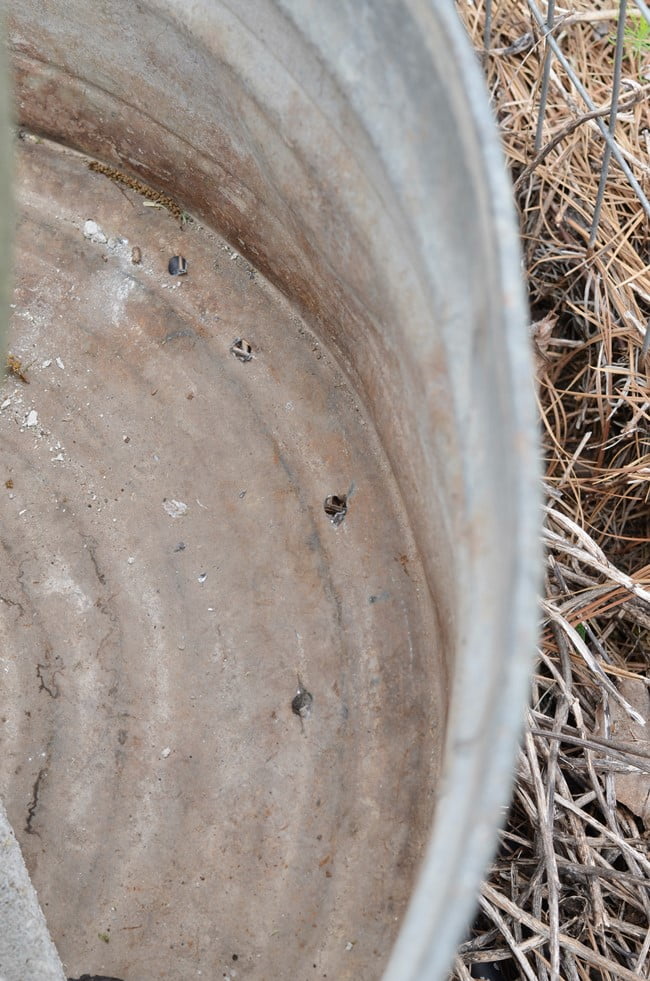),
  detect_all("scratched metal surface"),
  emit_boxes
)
[0,135,444,981]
